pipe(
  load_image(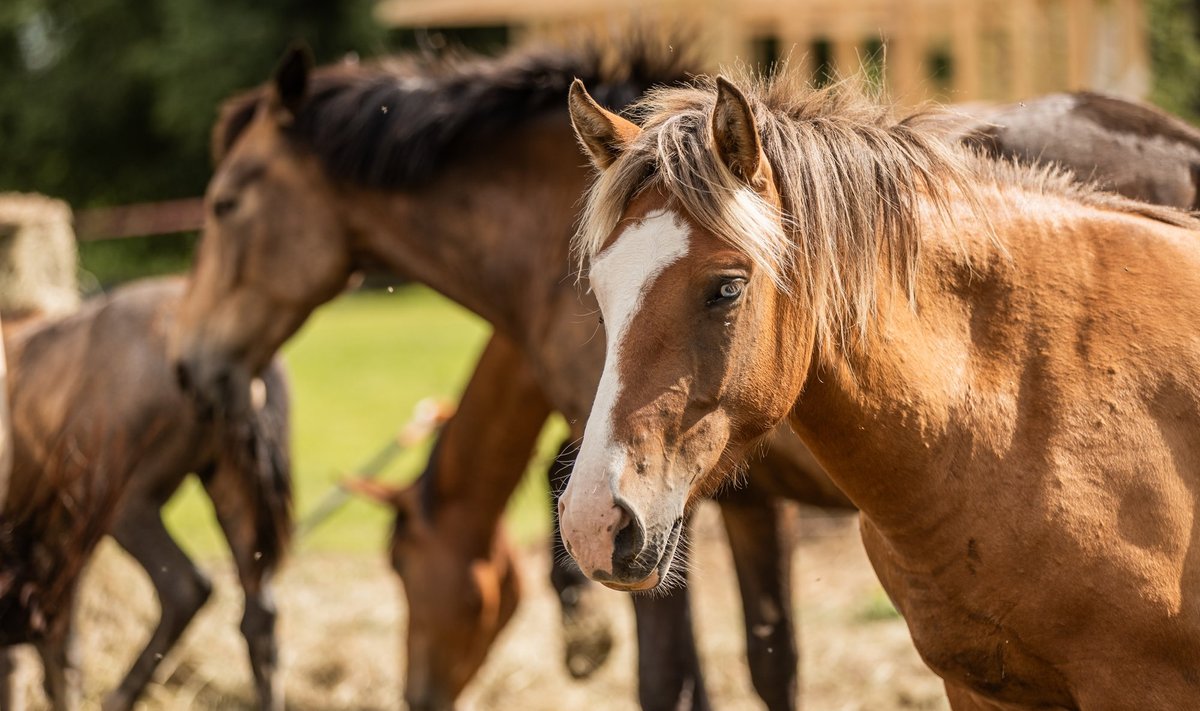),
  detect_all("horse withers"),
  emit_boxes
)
[0,277,291,711]
[562,72,1200,709]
